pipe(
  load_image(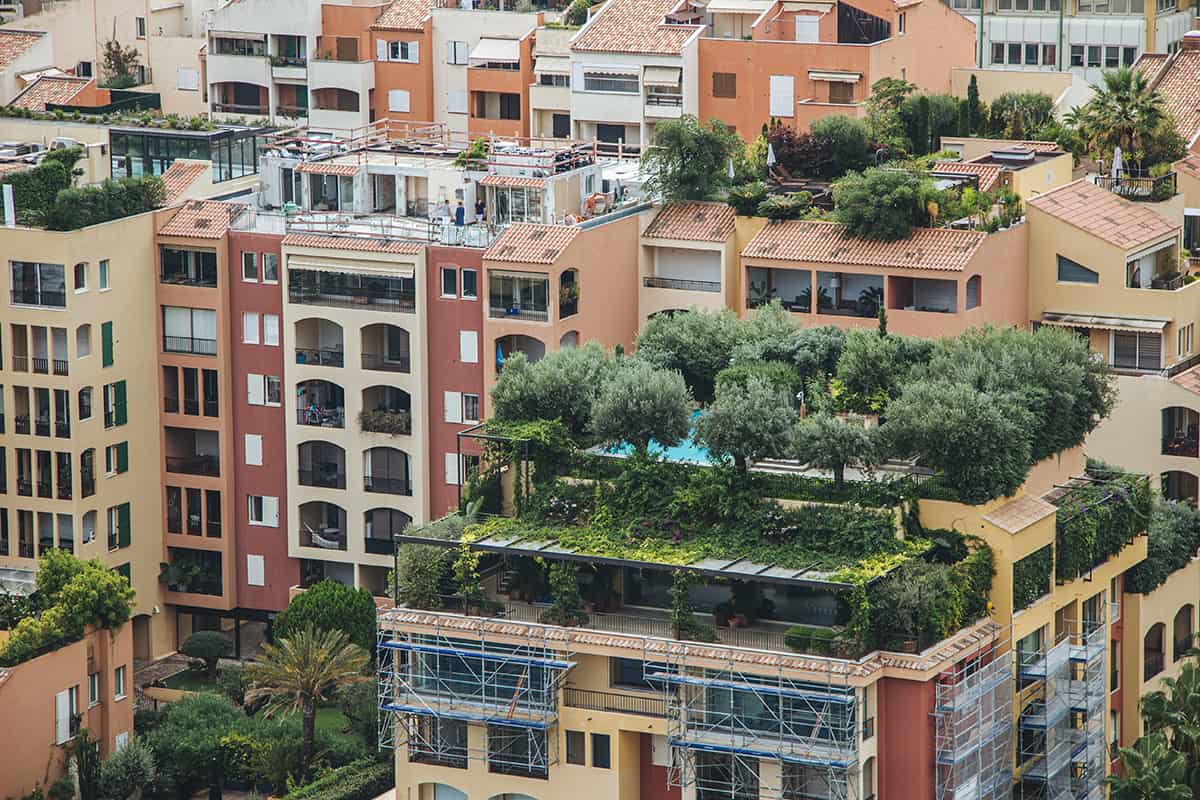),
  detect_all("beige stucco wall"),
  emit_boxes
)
[1088,372,1200,484]
[145,35,207,117]
[3,0,151,78]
